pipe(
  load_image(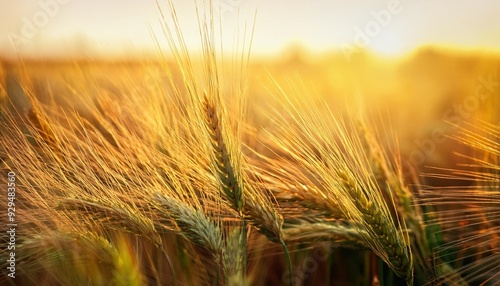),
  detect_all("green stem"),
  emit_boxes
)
[242,218,247,281]
[280,239,293,286]
[216,256,221,286]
